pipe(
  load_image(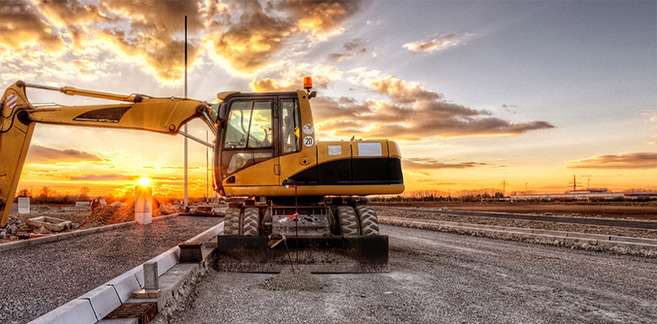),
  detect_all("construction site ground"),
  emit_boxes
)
[171,224,656,324]
[374,201,657,220]
[0,216,222,323]
[375,207,657,239]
